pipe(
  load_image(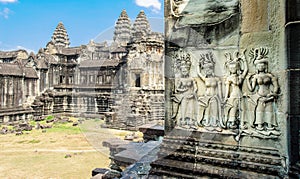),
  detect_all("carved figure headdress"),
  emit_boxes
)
[199,51,215,69]
[249,47,269,65]
[224,50,246,72]
[174,48,191,70]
